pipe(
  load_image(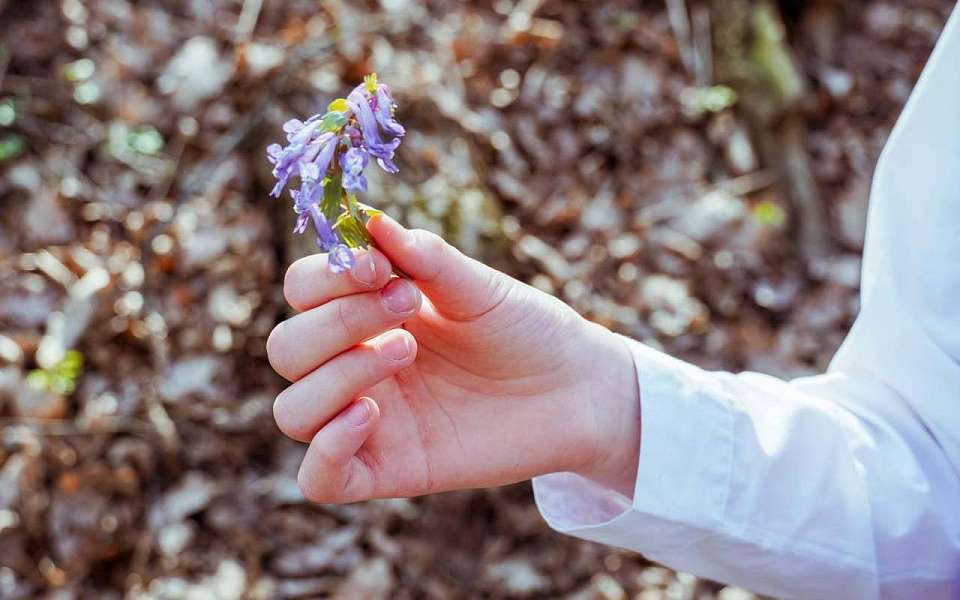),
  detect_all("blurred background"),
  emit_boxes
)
[0,0,952,598]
